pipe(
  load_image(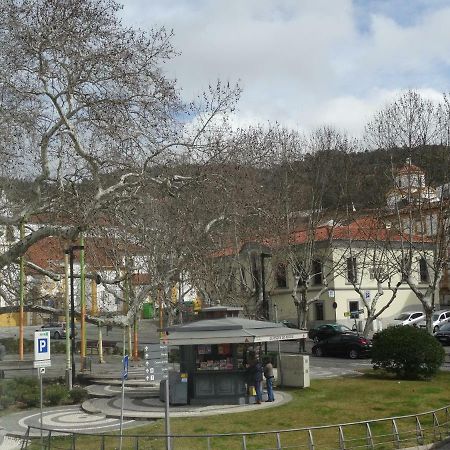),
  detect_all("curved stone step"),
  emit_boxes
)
[81,391,291,420]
